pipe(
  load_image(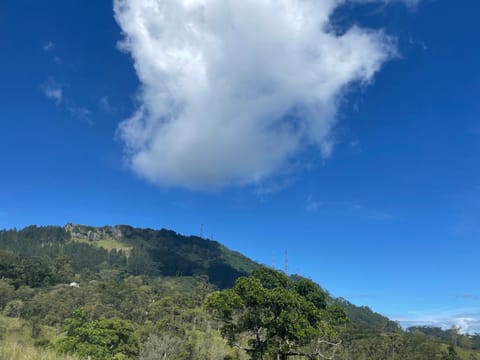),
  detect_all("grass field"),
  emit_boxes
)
[72,237,132,253]
[0,315,79,360]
